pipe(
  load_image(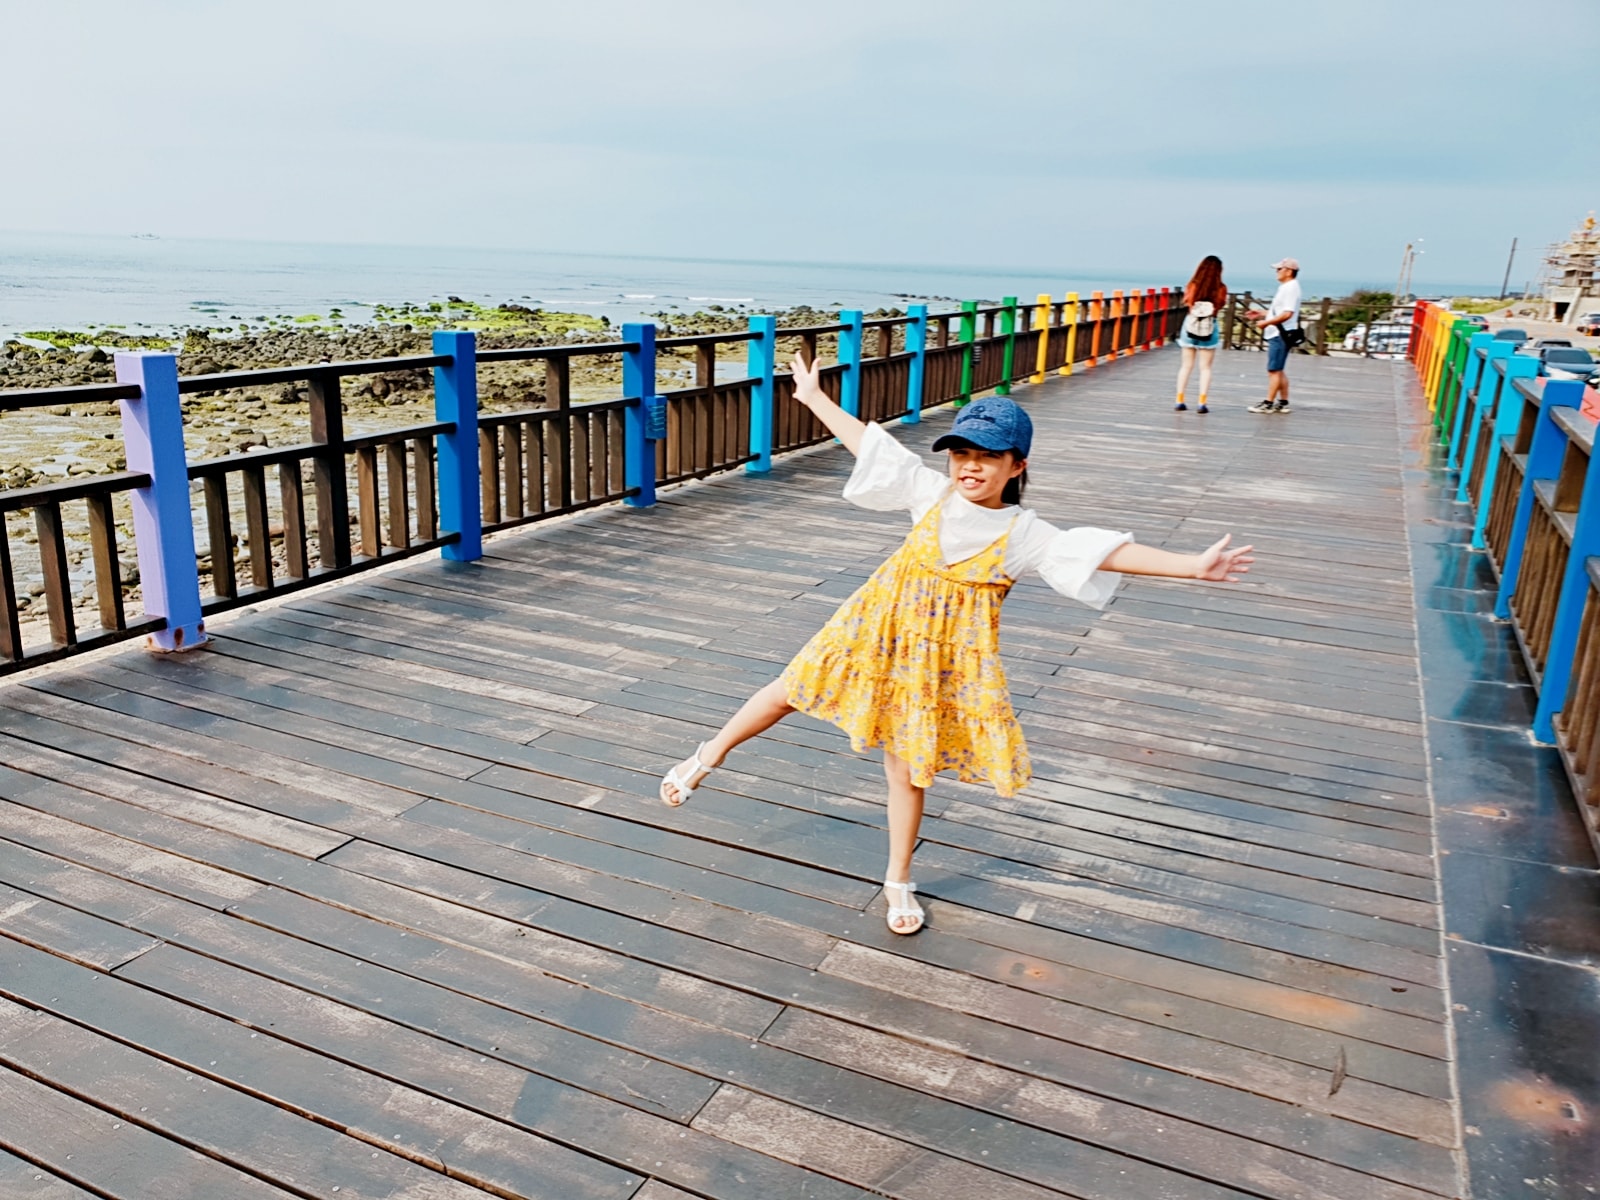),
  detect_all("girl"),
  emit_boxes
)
[660,356,1252,934]
[1175,255,1228,413]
